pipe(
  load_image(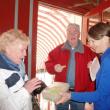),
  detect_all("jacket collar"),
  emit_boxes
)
[0,53,20,71]
[101,48,110,62]
[61,40,84,53]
